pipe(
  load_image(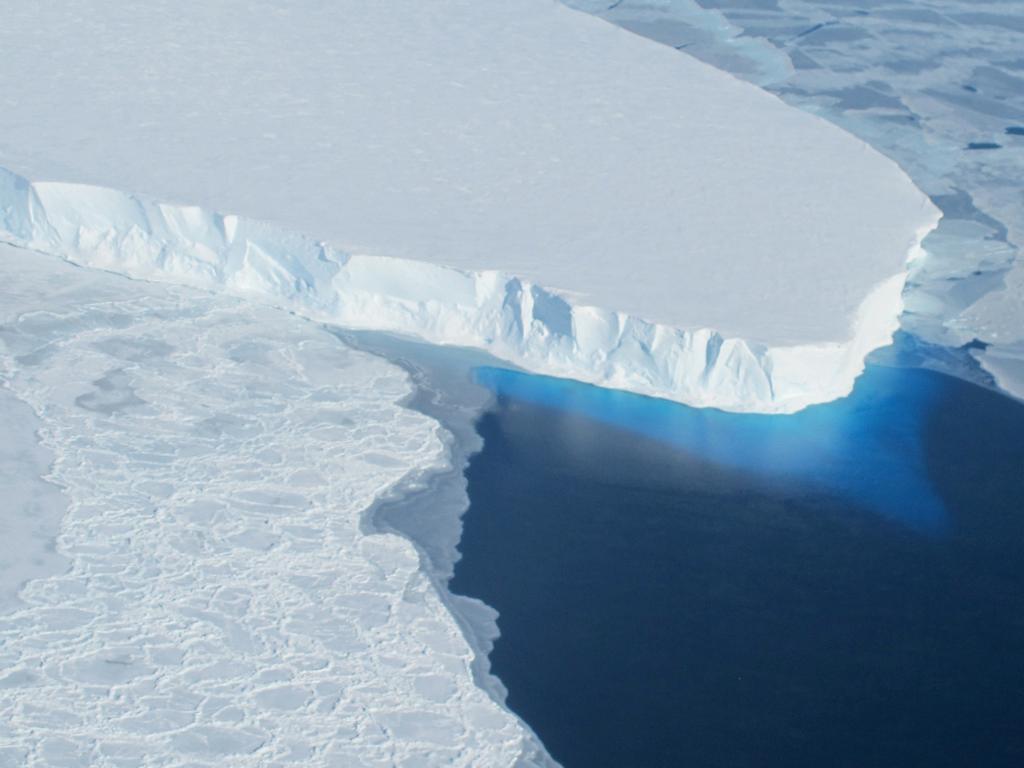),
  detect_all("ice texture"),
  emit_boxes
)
[0,0,938,413]
[0,244,547,767]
